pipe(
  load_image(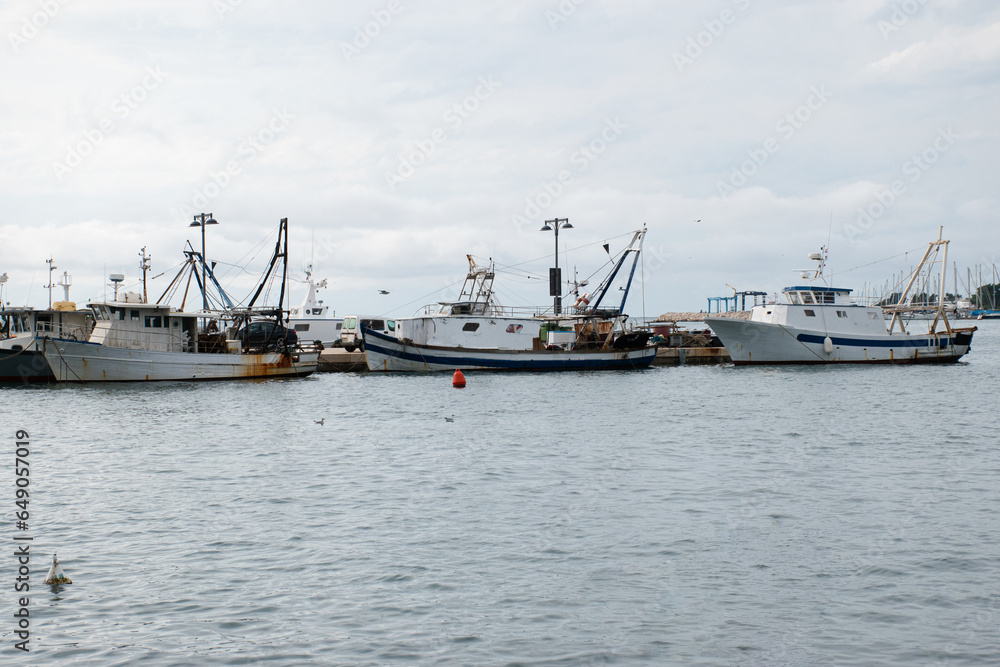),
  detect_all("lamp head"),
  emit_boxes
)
[540,224,553,232]
[562,222,573,229]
